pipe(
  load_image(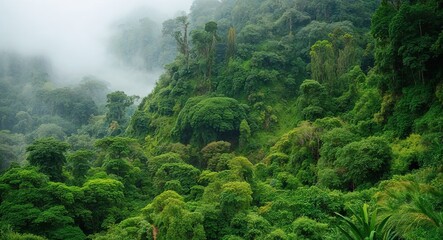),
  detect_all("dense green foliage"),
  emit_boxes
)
[26,138,70,182]
[1,0,442,239]
[173,96,247,146]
